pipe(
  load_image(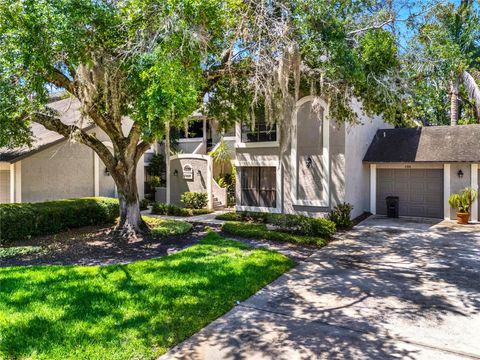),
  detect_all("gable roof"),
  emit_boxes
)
[363,125,480,163]
[0,97,94,163]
